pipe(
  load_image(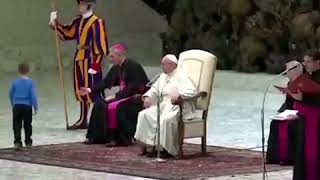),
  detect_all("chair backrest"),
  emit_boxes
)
[178,49,217,110]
